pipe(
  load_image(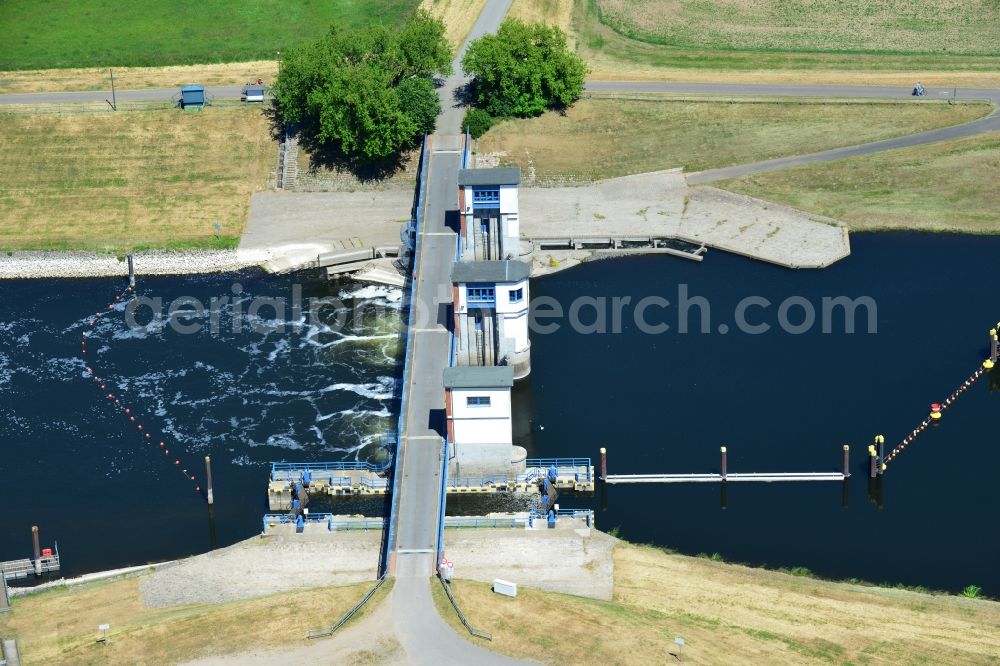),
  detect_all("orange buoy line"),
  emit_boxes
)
[883,353,996,468]
[81,283,205,500]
